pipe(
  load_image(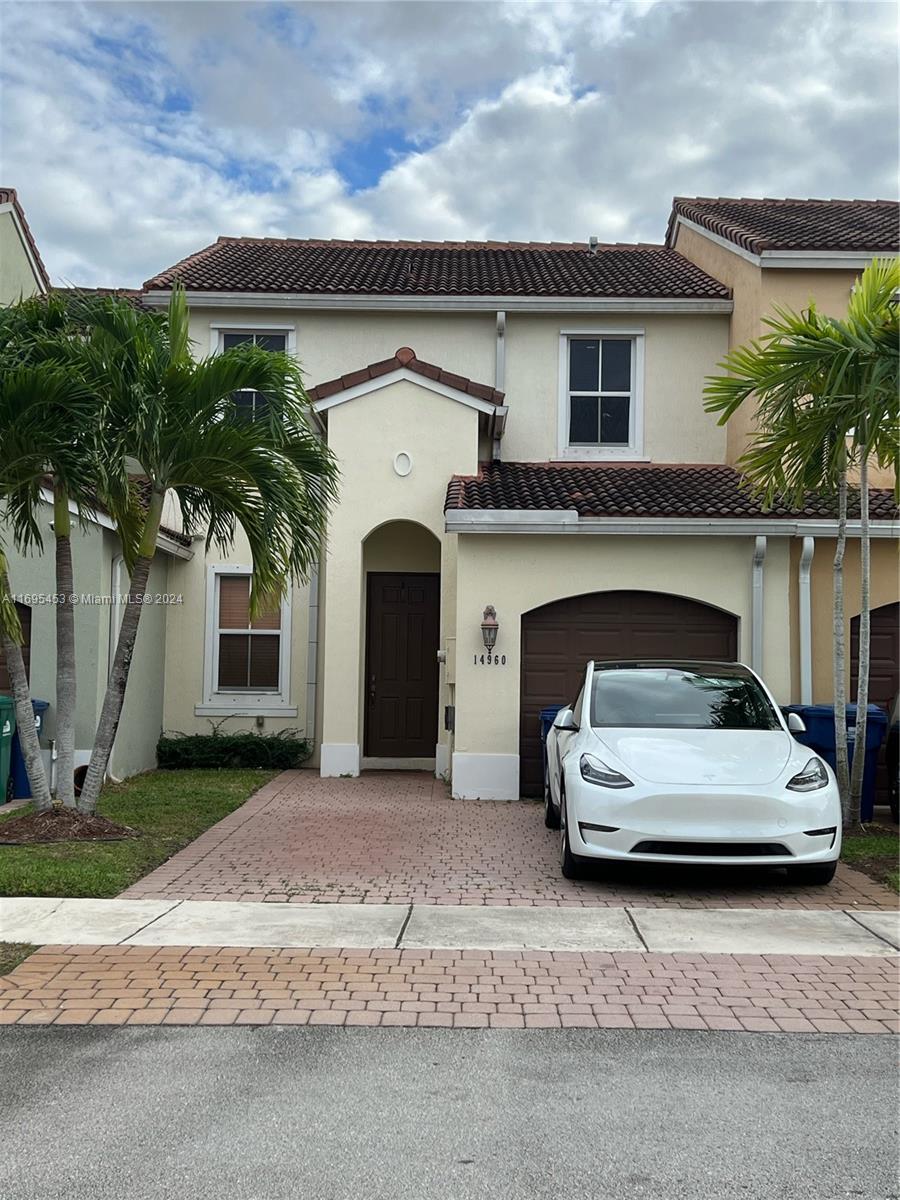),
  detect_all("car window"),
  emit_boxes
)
[590,667,781,730]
